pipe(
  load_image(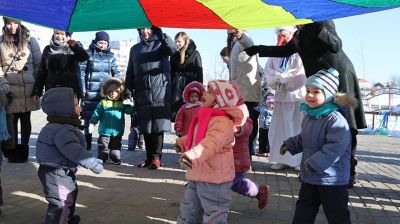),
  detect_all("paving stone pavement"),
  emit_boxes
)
[0,110,399,224]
